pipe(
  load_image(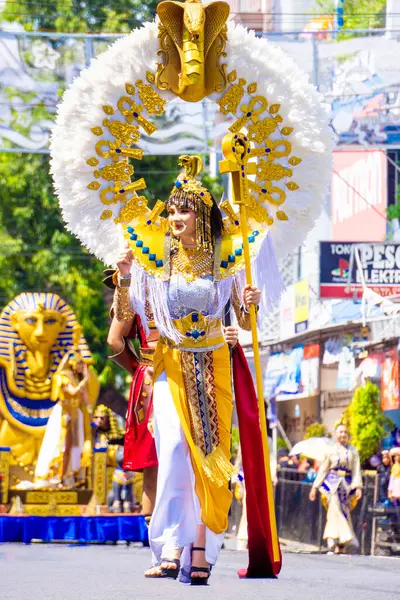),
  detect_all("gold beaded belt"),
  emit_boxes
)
[161,312,224,351]
[331,469,350,477]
